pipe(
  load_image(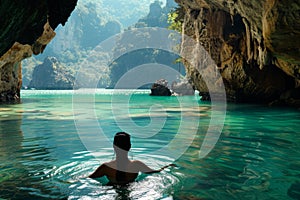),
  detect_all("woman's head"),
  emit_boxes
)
[113,132,131,152]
